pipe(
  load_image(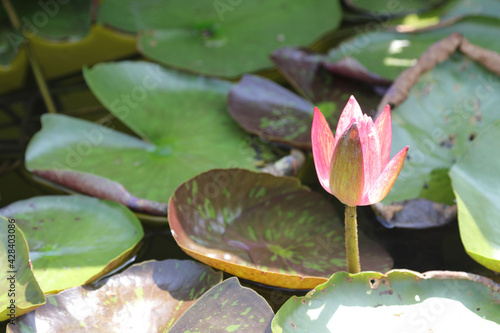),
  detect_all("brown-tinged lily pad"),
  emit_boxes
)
[228,67,382,149]
[0,195,143,294]
[271,47,389,105]
[374,199,457,229]
[168,169,393,290]
[228,74,314,149]
[0,218,45,322]
[170,277,274,333]
[7,259,223,332]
